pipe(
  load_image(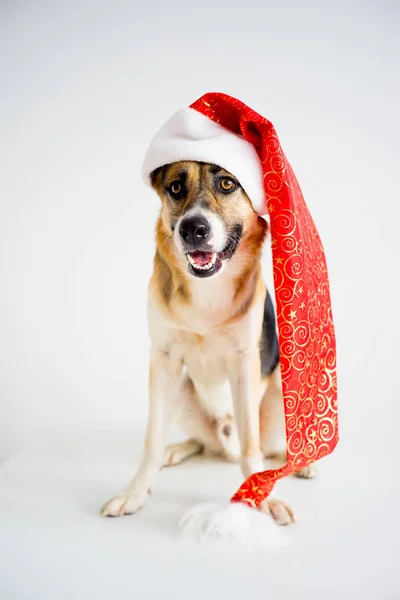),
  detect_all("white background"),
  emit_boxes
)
[1,1,399,598]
